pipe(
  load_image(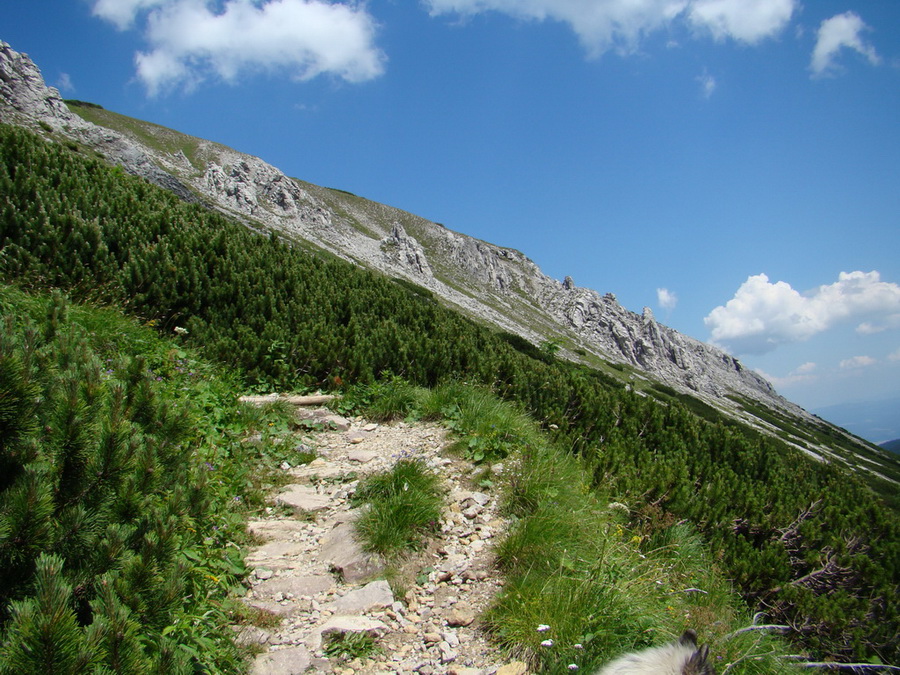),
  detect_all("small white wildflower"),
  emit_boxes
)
[541,639,554,647]
[573,643,583,649]
[537,624,551,633]
[173,326,188,335]
[568,665,579,671]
